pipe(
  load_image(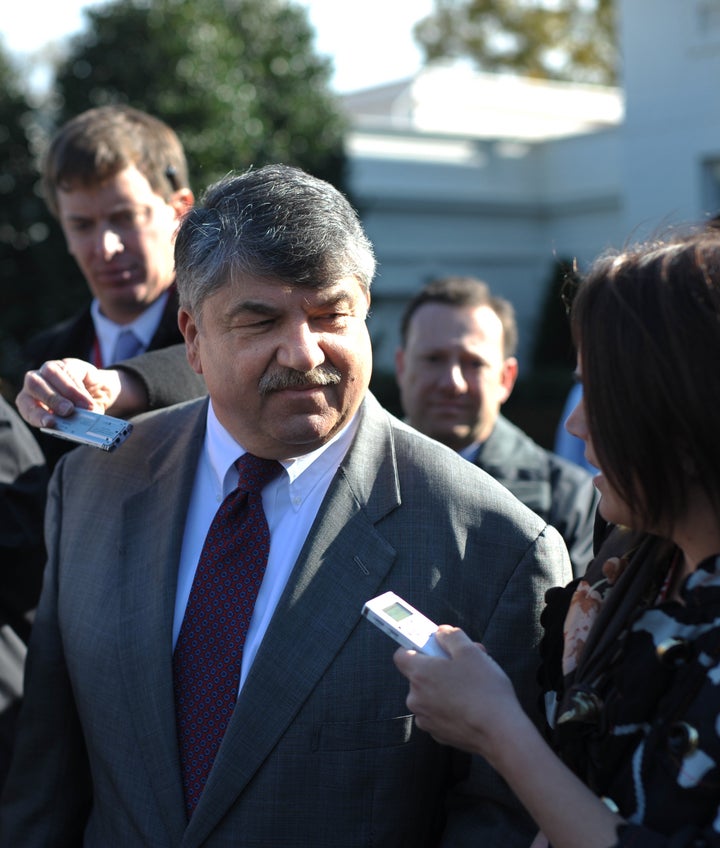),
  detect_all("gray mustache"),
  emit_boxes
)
[258,365,342,395]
